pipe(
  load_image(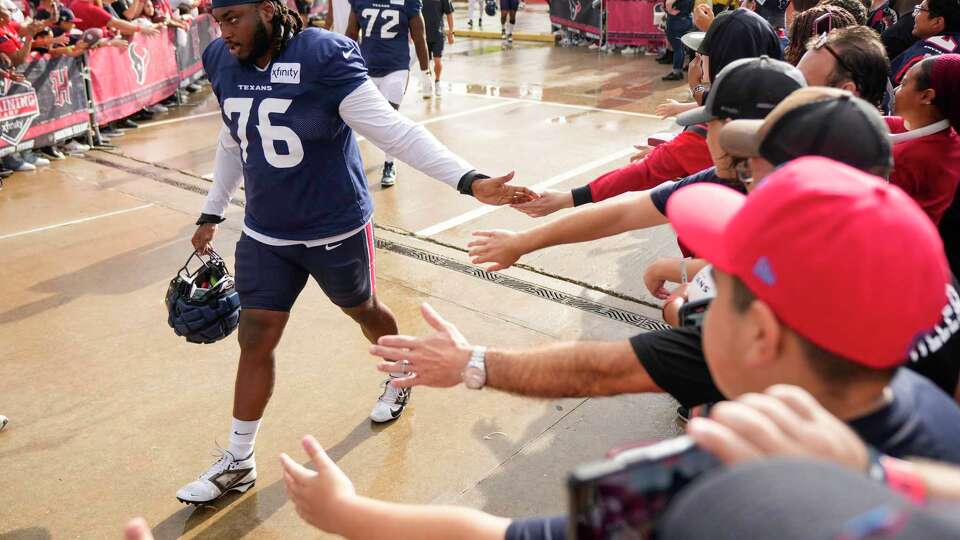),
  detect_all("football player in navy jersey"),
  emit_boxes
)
[347,0,430,186]
[176,0,537,505]
[890,0,960,84]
